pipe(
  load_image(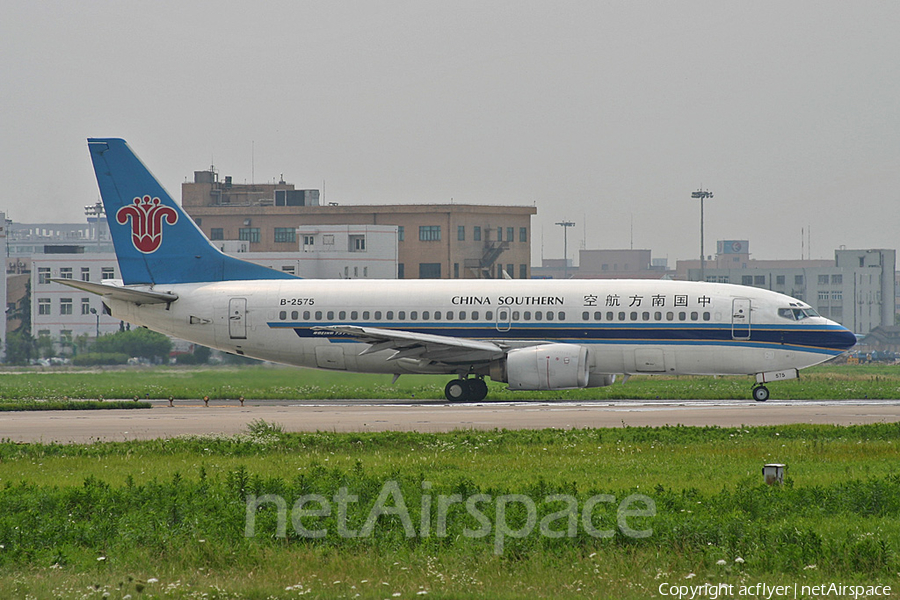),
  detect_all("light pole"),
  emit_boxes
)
[90,308,99,339]
[555,221,575,279]
[691,189,713,282]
